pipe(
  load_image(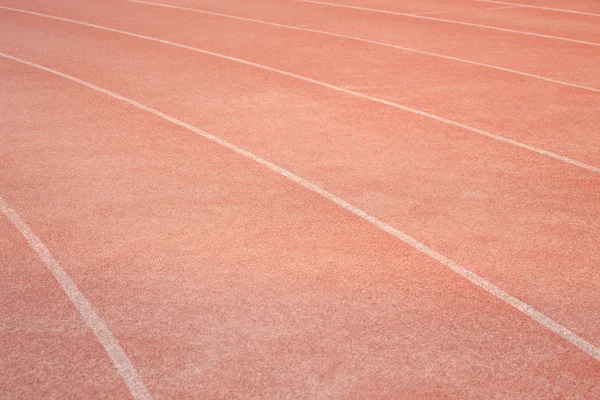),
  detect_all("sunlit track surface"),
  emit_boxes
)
[1,0,599,398]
